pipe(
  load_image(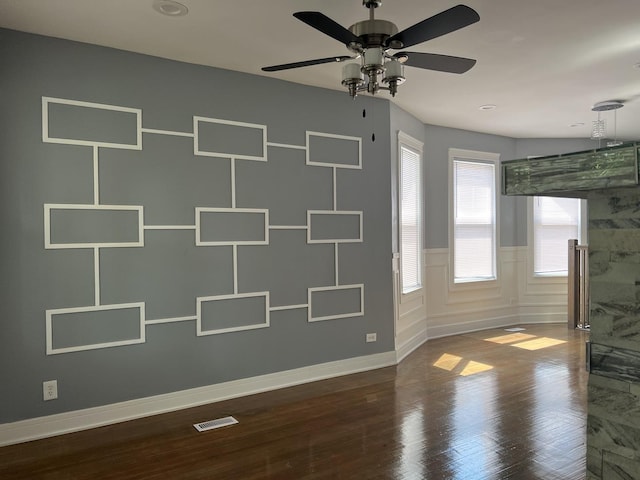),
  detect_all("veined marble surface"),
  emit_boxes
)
[502,143,638,196]
[586,186,640,479]
[500,144,640,479]
[590,343,640,383]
